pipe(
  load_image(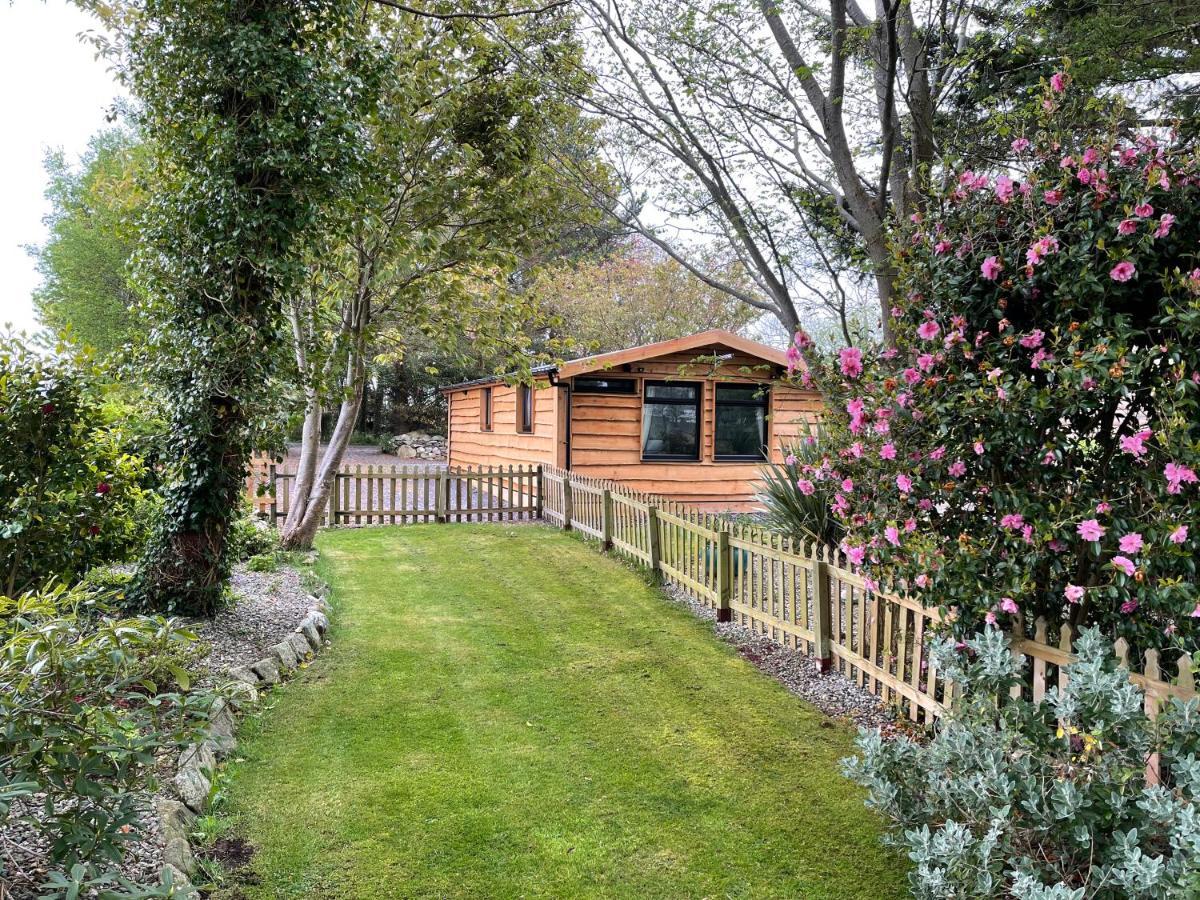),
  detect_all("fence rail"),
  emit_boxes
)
[254,460,1195,736]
